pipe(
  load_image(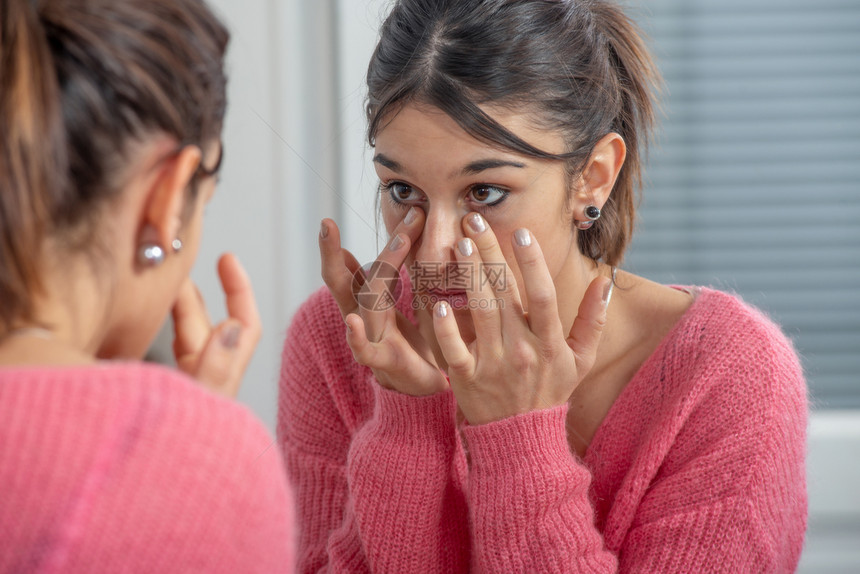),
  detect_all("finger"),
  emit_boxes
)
[431,301,474,381]
[218,254,260,334]
[172,279,211,359]
[388,205,425,248]
[344,313,390,368]
[193,319,244,398]
[358,233,412,341]
[461,212,523,315]
[347,312,448,396]
[320,219,362,318]
[566,275,611,376]
[510,228,565,342]
[216,254,261,383]
[453,236,502,342]
[359,207,425,340]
